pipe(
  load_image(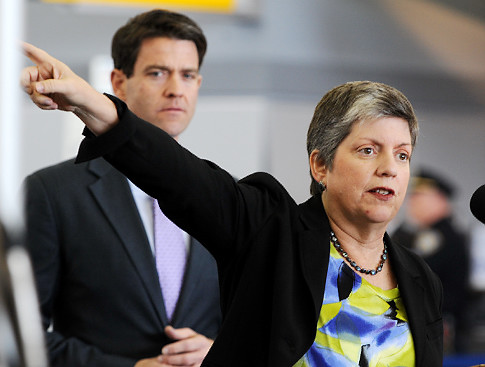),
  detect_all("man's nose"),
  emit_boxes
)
[164,74,183,97]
